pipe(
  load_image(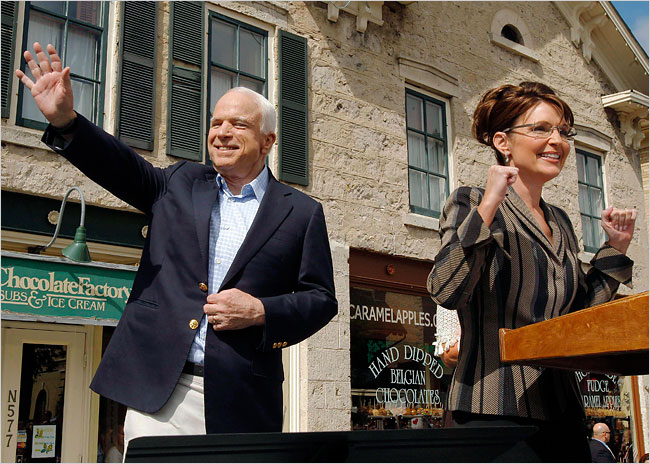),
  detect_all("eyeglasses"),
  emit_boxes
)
[503,122,577,141]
